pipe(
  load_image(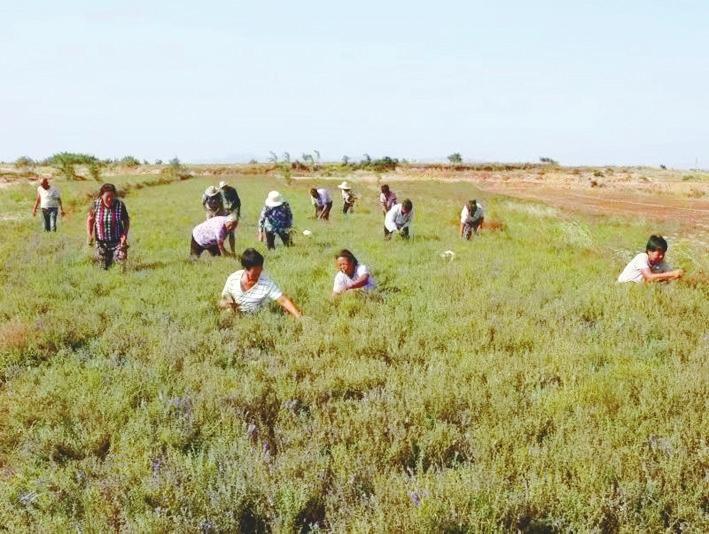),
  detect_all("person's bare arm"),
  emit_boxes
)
[217,239,233,257]
[459,222,465,237]
[276,295,302,317]
[86,211,96,244]
[346,273,370,290]
[228,231,235,254]
[218,296,237,311]
[640,268,683,282]
[32,193,40,216]
[58,197,65,216]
